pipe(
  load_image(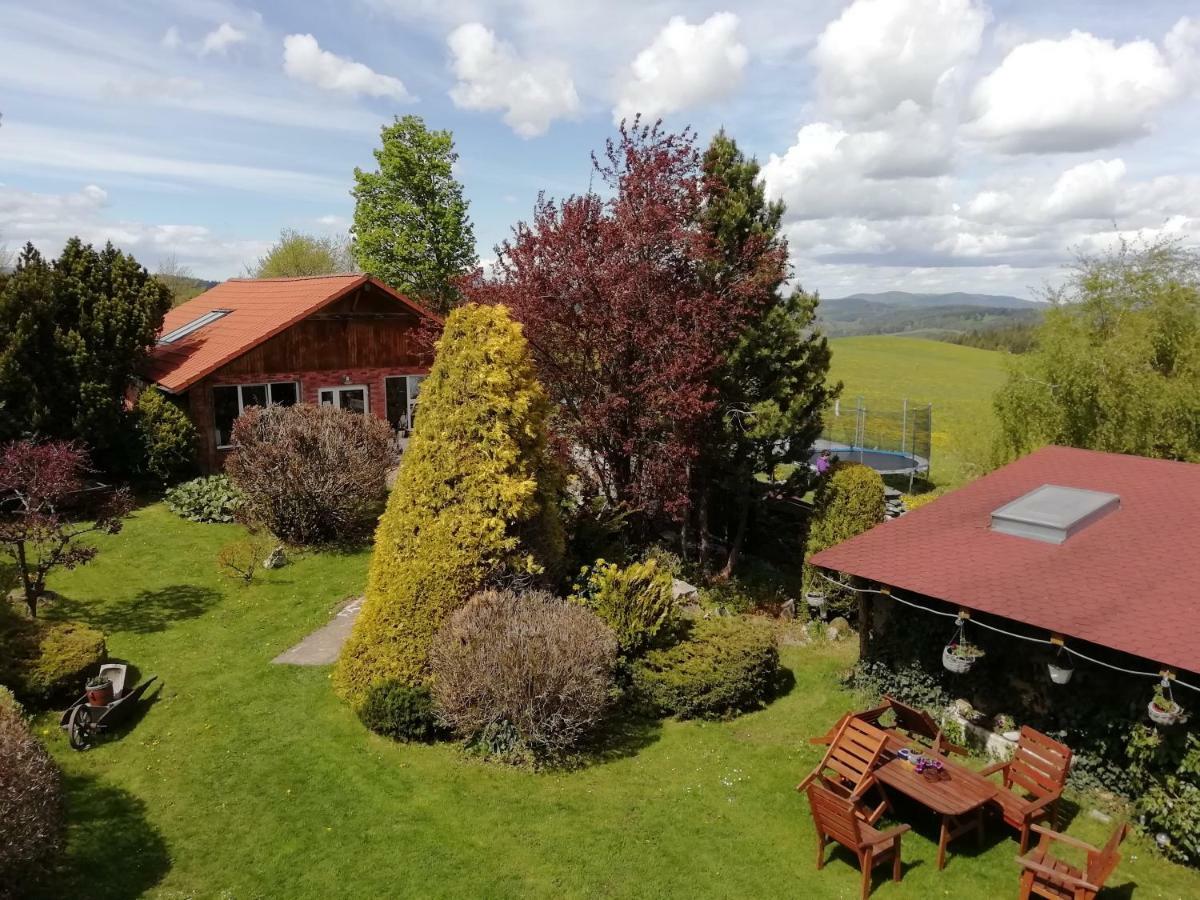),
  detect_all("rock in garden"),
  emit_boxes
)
[263,545,287,569]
